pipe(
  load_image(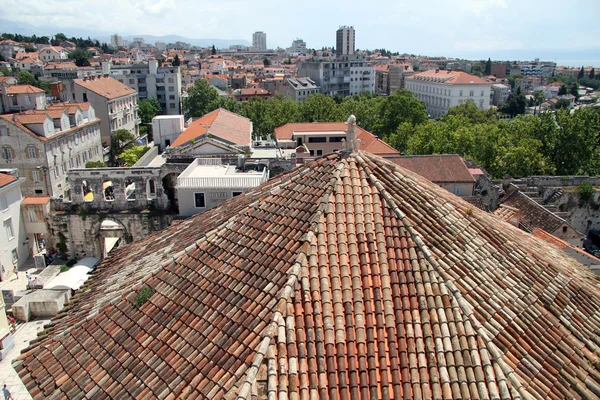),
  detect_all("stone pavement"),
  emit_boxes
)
[0,318,51,400]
